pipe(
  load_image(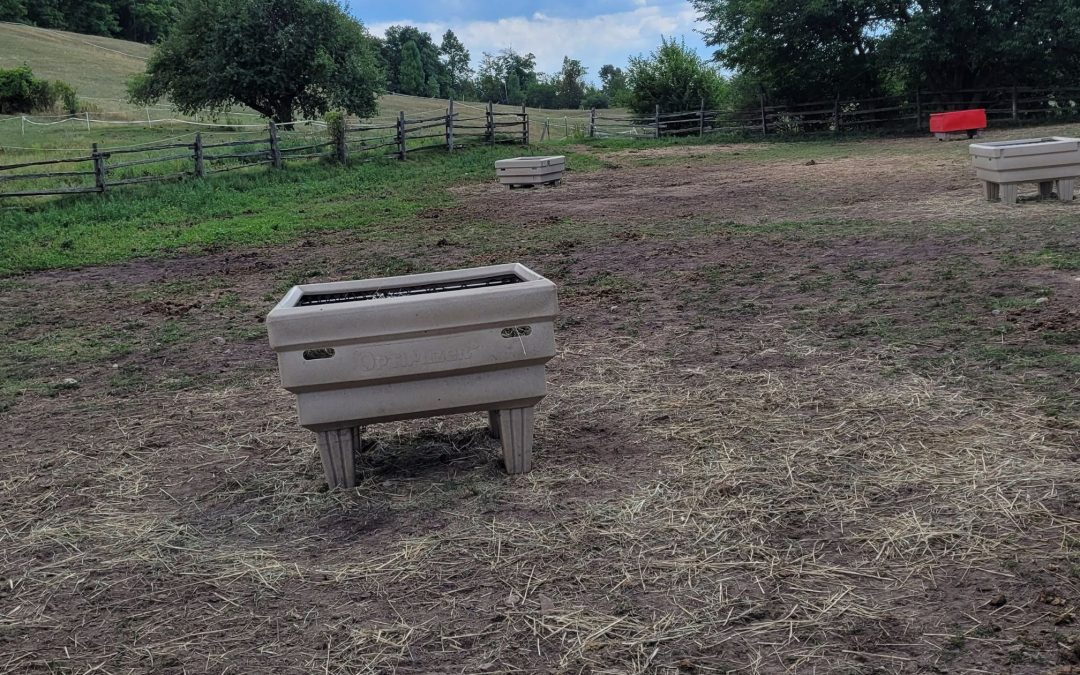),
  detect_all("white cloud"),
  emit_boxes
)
[367,4,706,77]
